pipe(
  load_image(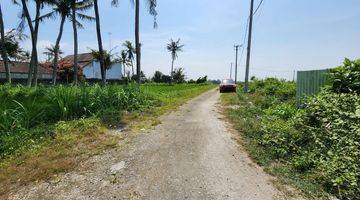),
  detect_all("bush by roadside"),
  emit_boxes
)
[222,59,359,200]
